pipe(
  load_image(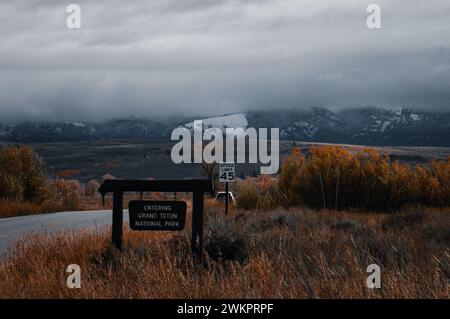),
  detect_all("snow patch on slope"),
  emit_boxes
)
[183,113,248,131]
[66,121,86,128]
